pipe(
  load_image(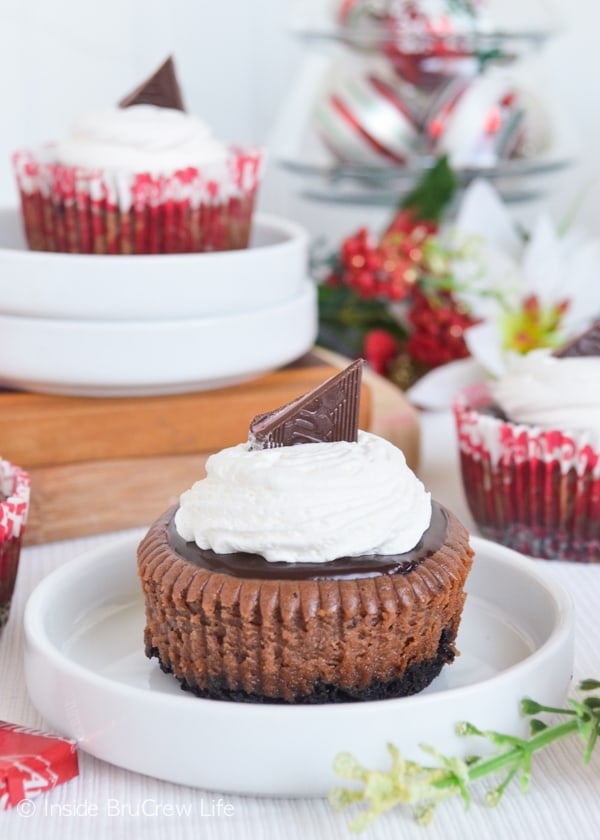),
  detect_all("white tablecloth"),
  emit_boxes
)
[1,411,599,840]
